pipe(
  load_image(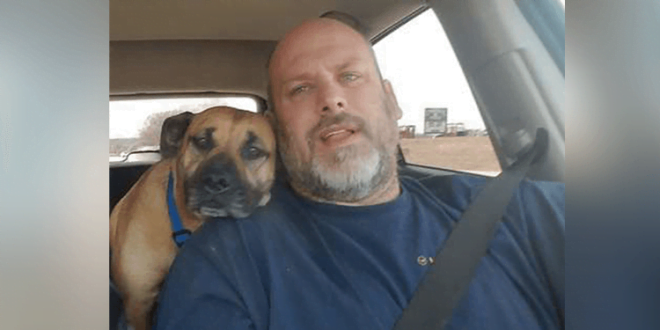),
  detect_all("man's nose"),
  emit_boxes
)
[318,81,347,114]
